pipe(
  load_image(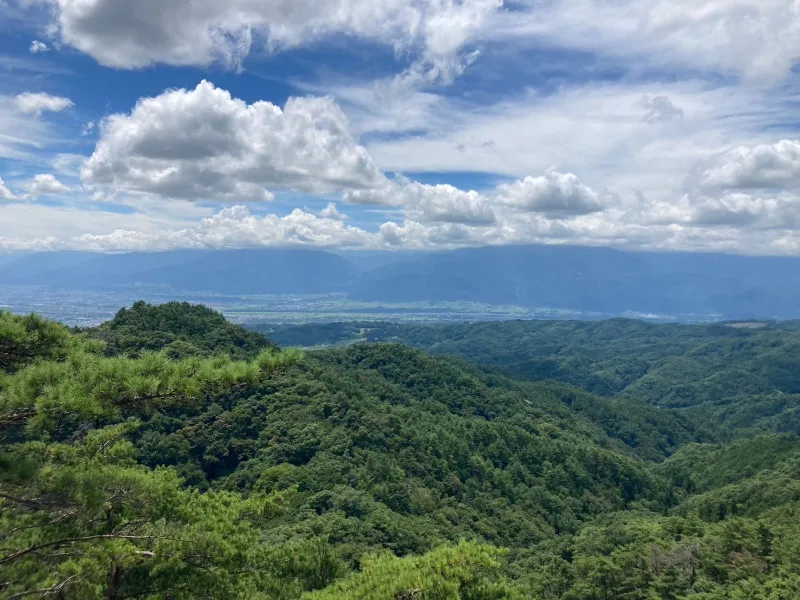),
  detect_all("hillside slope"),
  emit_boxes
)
[264,319,800,434]
[3,305,800,598]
